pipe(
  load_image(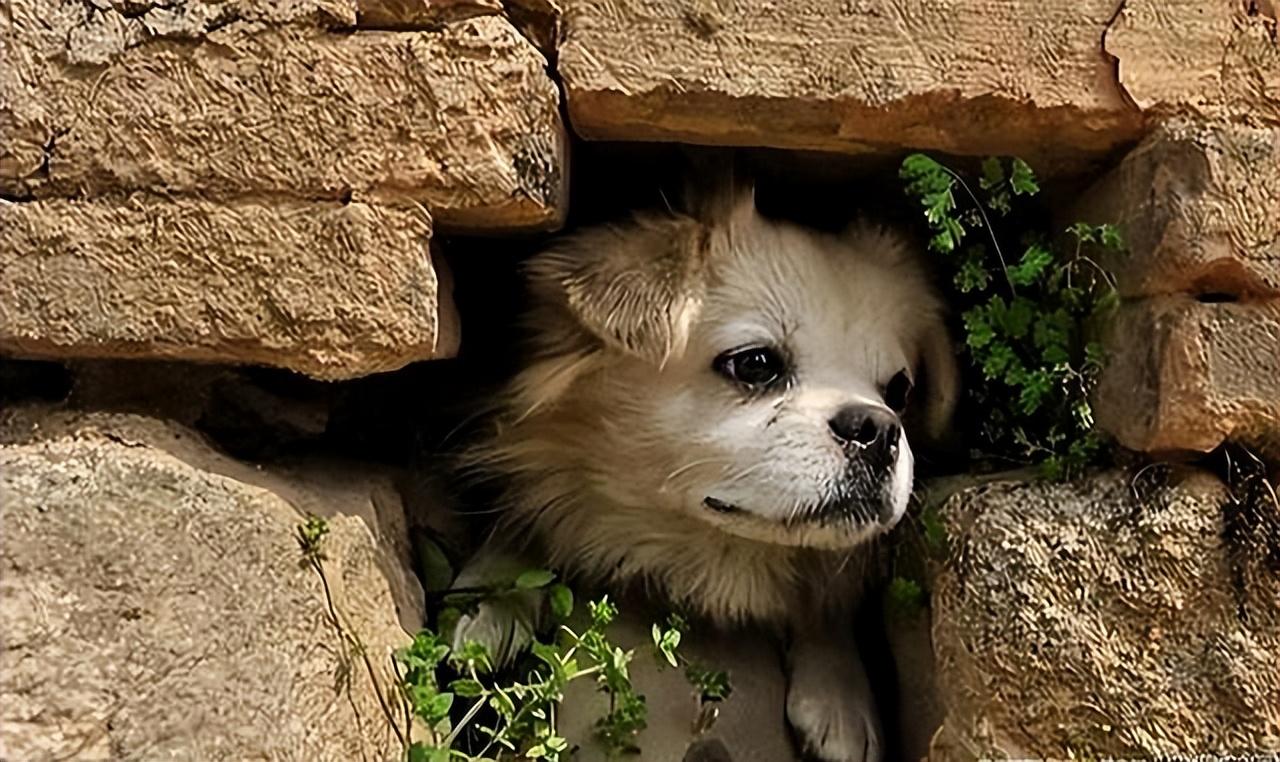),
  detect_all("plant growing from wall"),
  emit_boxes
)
[899,153,1125,480]
[396,582,731,761]
[300,519,730,761]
